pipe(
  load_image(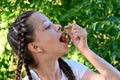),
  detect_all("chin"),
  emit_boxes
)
[58,51,68,57]
[59,43,69,54]
[62,48,68,54]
